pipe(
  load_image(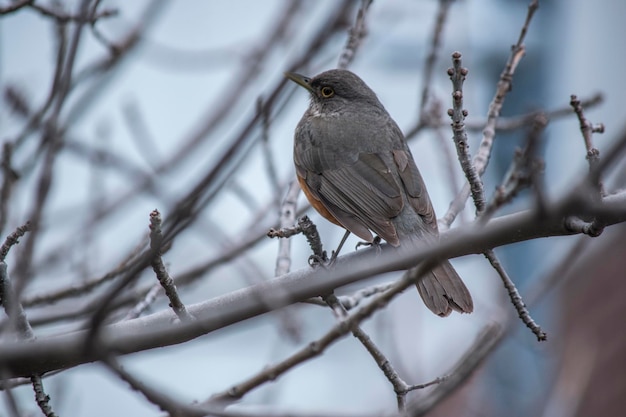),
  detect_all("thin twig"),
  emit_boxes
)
[1,232,58,417]
[1,262,34,339]
[303,282,395,310]
[258,97,282,199]
[149,209,193,322]
[404,376,450,393]
[29,2,117,24]
[570,94,606,192]
[274,181,300,277]
[0,221,32,263]
[446,51,485,215]
[124,283,161,320]
[3,85,31,117]
[0,0,31,14]
[483,250,546,341]
[480,114,547,223]
[322,293,440,412]
[432,105,463,211]
[268,214,328,265]
[417,0,453,127]
[30,376,58,417]
[337,0,373,69]
[570,94,607,235]
[267,224,303,239]
[478,0,538,175]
